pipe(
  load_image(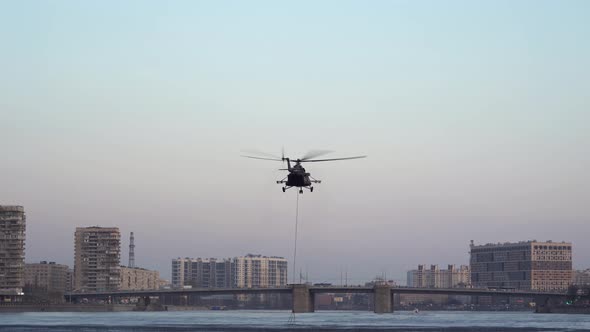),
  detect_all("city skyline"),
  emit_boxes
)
[5,211,585,284]
[1,1,589,283]
[0,204,585,294]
